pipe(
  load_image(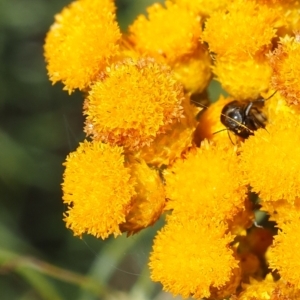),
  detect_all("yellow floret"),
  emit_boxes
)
[128,1,202,63]
[62,141,136,239]
[119,157,166,236]
[84,58,184,151]
[268,211,300,289]
[240,111,300,203]
[172,0,229,17]
[44,0,121,93]
[213,55,272,100]
[237,275,300,299]
[203,0,280,59]
[164,140,248,225]
[268,34,300,105]
[149,214,239,299]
